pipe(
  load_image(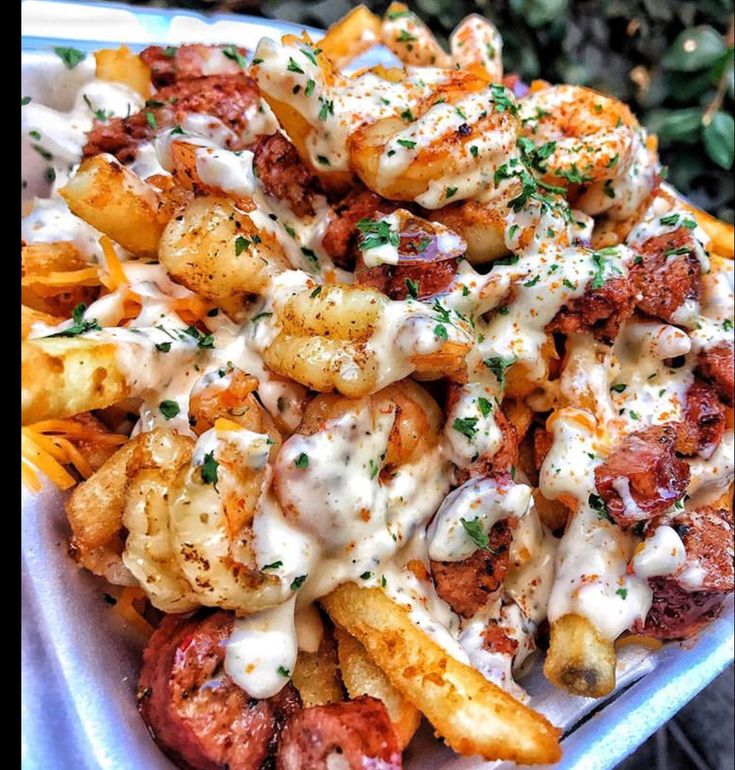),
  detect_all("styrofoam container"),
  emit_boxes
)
[21,2,735,768]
